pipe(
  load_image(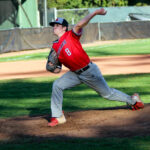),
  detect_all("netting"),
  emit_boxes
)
[0,27,56,53]
[1,20,150,54]
[100,21,150,40]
